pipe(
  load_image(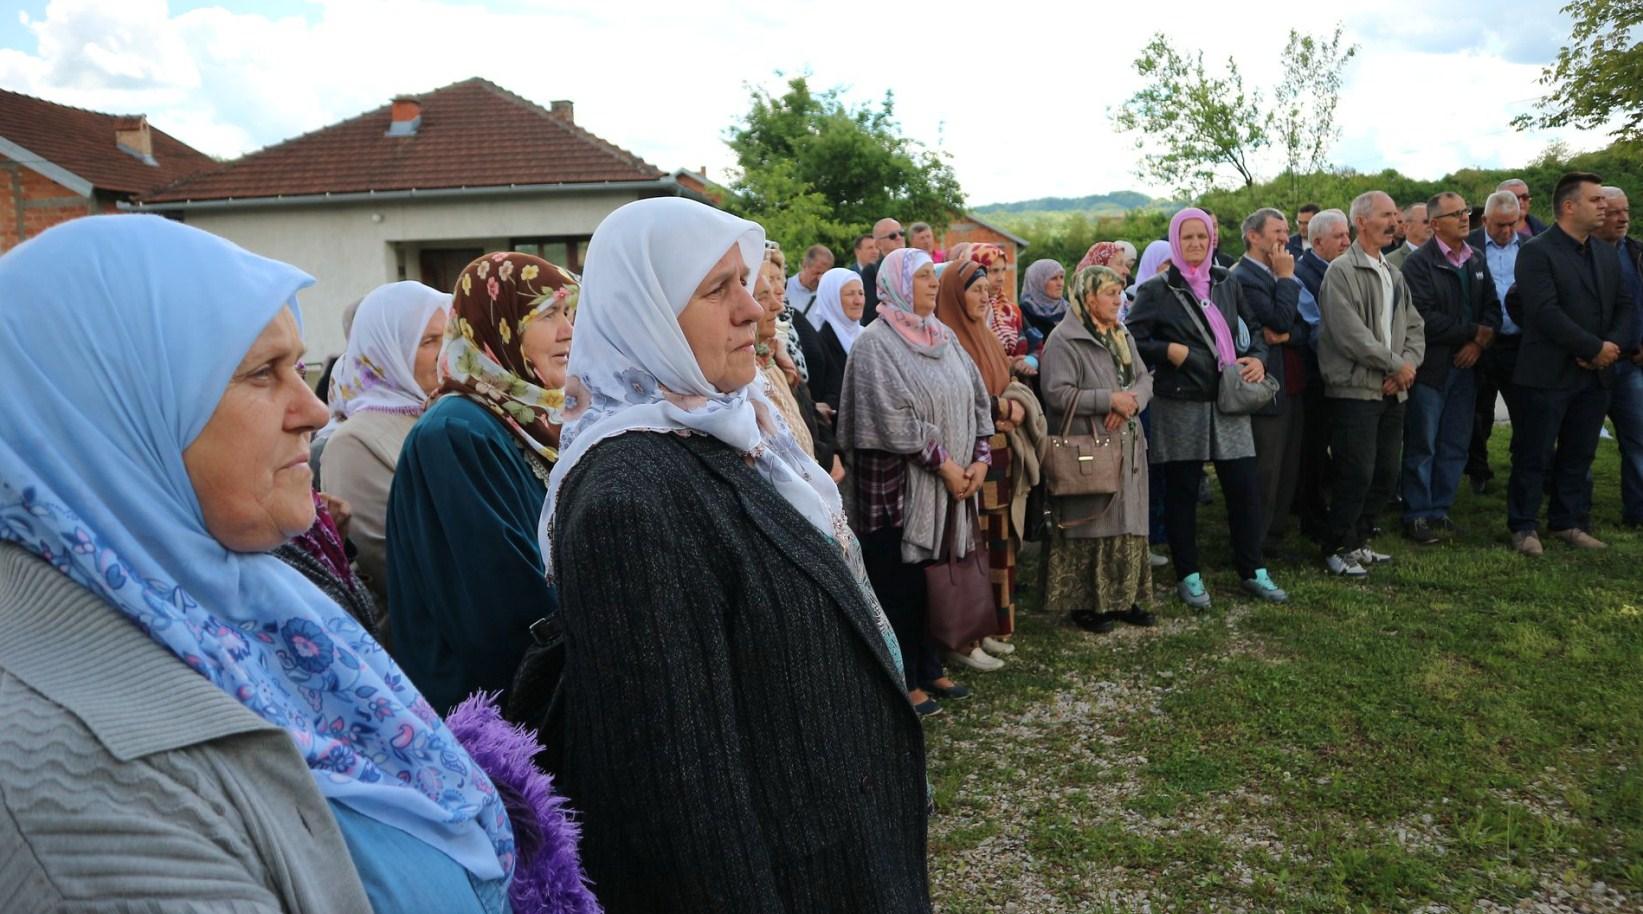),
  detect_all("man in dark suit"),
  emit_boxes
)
[1287,203,1320,258]
[1507,172,1632,555]
[1398,191,1500,543]
[1294,208,1351,543]
[1233,207,1306,550]
[1597,185,1643,527]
